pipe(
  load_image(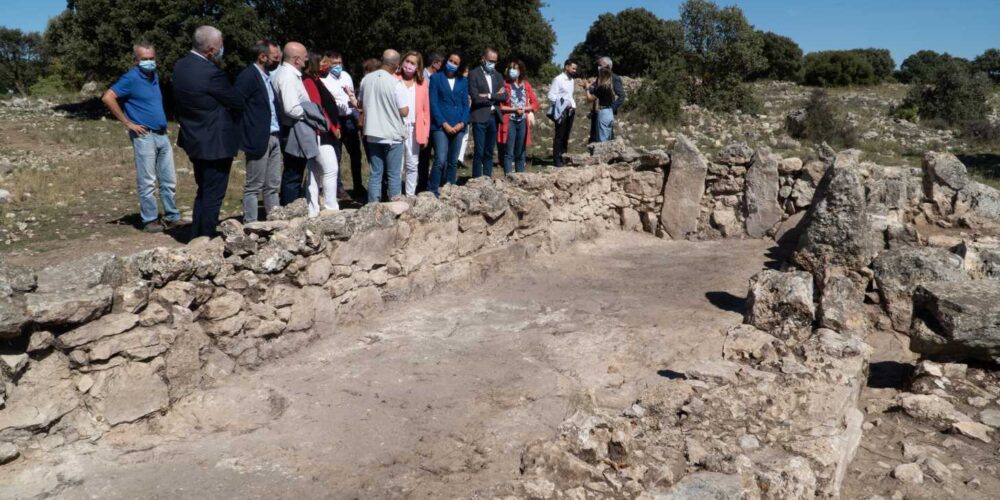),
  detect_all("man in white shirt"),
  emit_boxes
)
[547,59,579,168]
[320,51,365,201]
[271,41,310,205]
